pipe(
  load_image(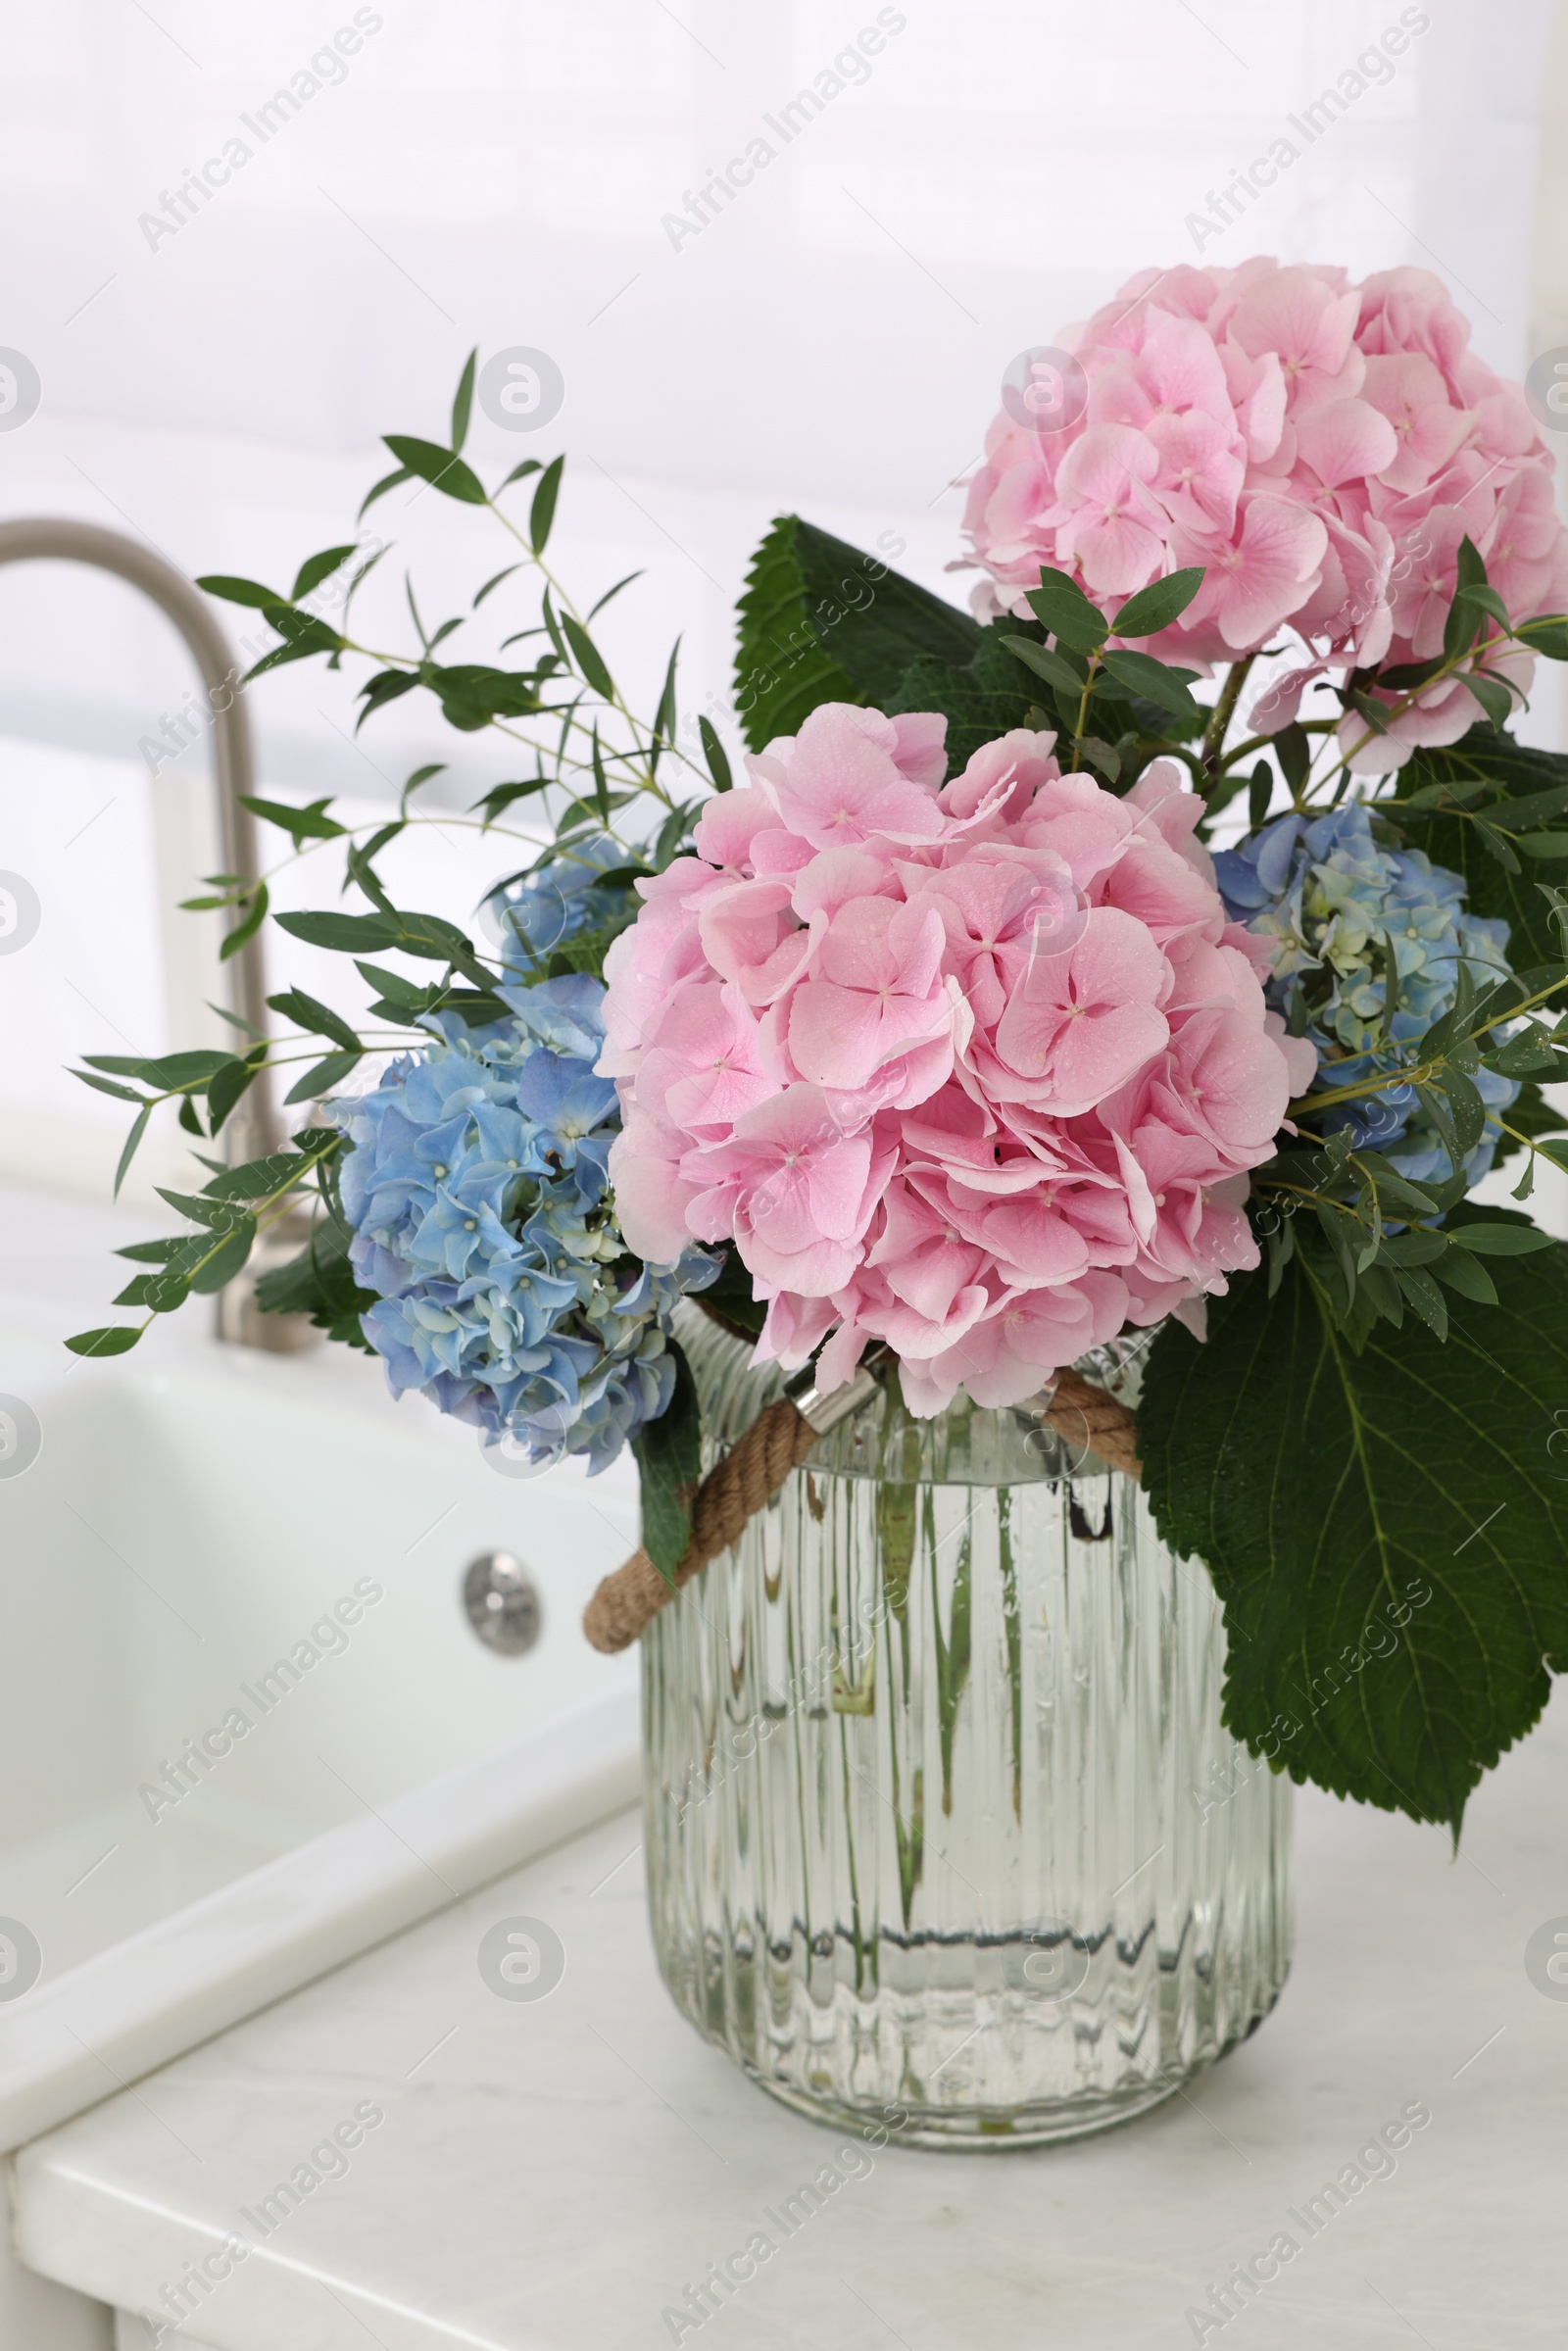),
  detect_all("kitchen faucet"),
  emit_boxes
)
[0,516,307,1347]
